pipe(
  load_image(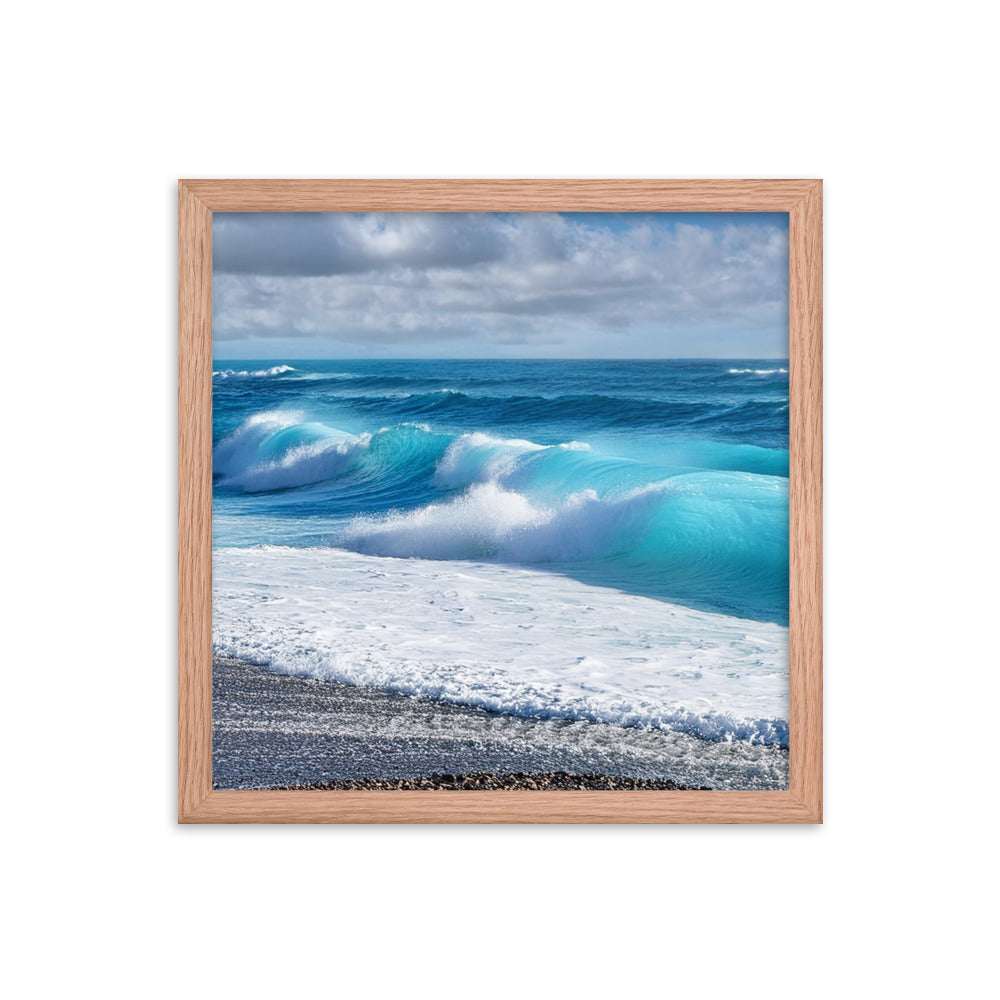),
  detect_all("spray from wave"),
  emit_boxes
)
[342,479,669,562]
